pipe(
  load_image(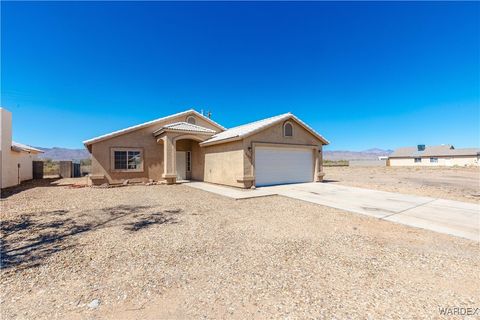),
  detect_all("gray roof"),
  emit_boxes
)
[153,122,216,136]
[11,141,43,153]
[390,145,480,158]
[83,109,225,146]
[201,112,329,146]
